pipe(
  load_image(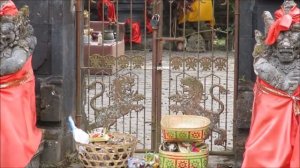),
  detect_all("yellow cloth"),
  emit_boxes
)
[178,0,215,27]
